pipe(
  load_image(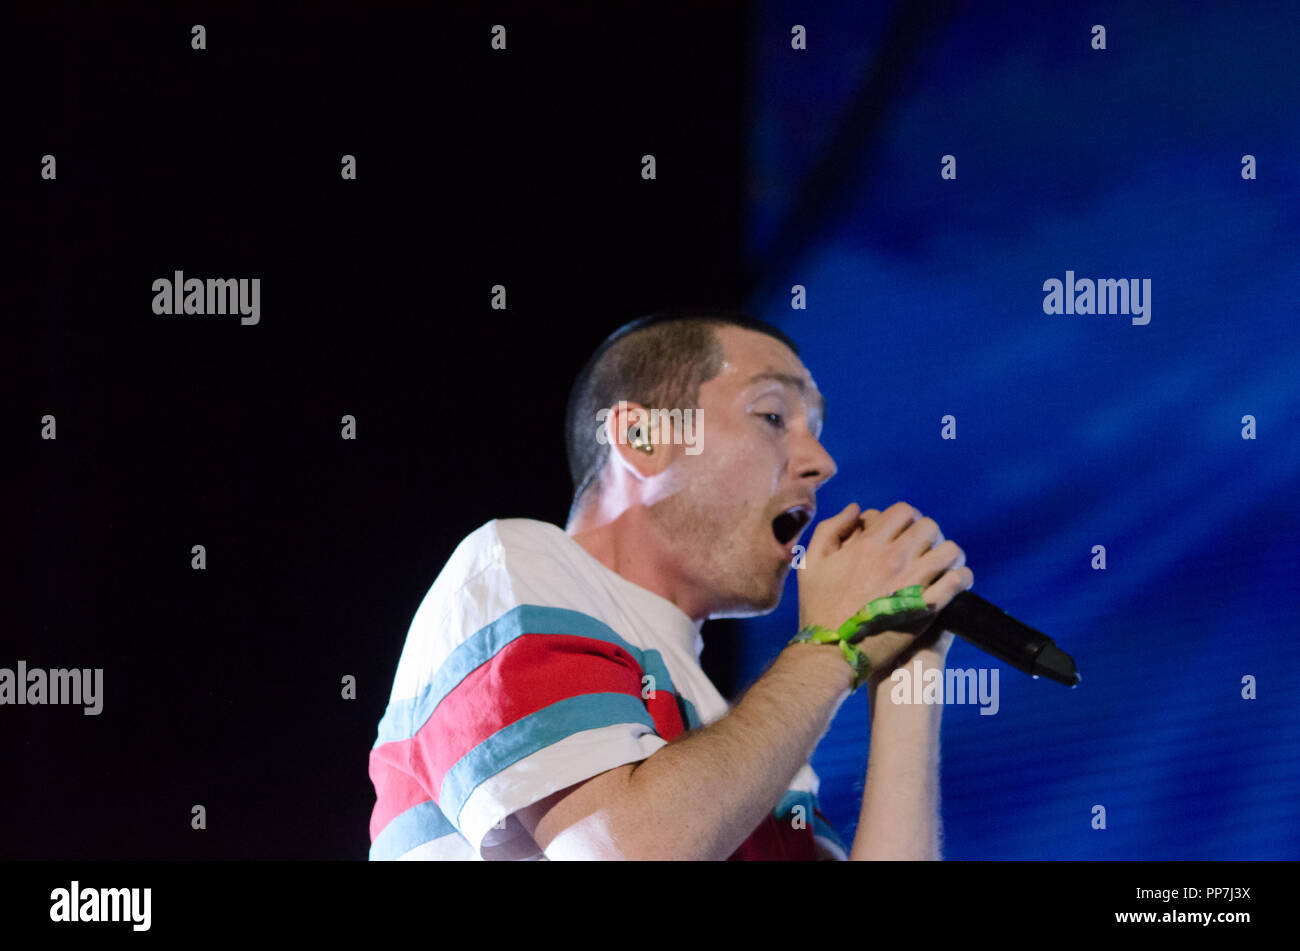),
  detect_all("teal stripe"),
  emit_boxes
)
[369,800,459,861]
[638,648,689,724]
[679,694,701,730]
[441,692,658,824]
[375,605,687,748]
[775,789,814,823]
[639,649,673,696]
[812,814,846,851]
[374,605,644,747]
[773,789,845,851]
